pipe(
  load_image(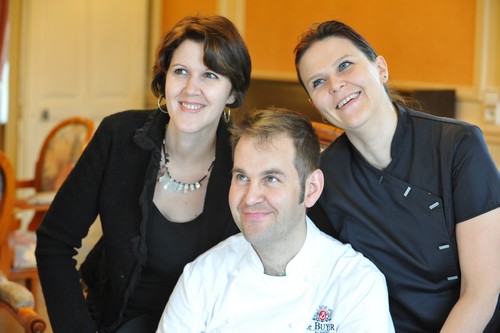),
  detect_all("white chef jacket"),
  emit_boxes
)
[156,217,394,333]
